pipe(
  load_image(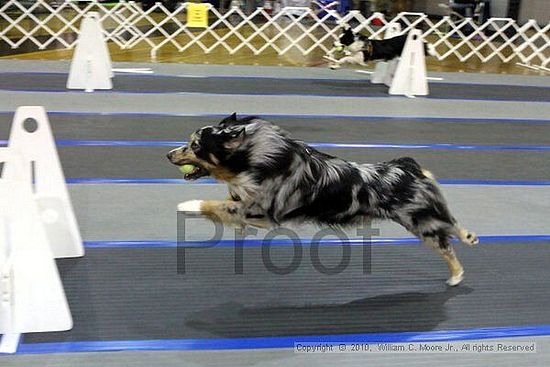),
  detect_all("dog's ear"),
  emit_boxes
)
[218,112,238,127]
[223,127,245,151]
